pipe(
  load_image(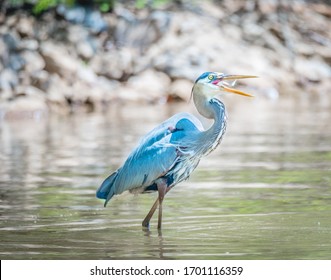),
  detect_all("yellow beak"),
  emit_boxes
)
[217,74,258,97]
